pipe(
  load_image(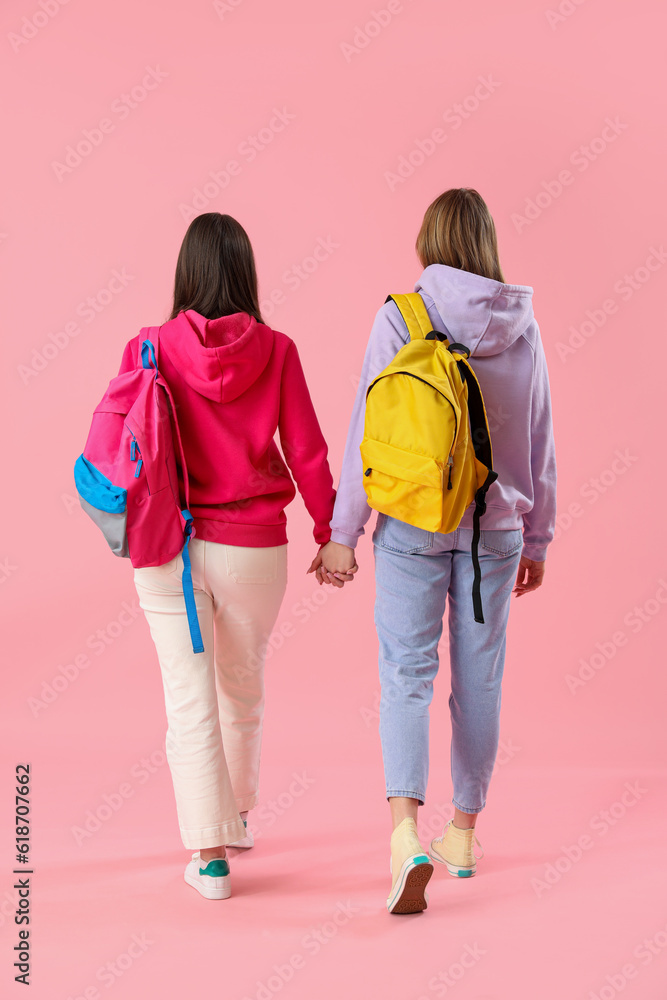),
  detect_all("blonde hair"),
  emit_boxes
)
[416,188,505,282]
